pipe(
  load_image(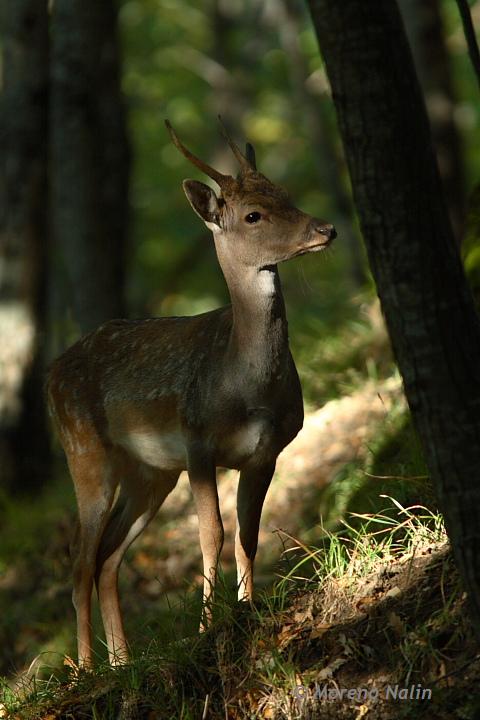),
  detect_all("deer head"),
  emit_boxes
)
[165,120,336,271]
